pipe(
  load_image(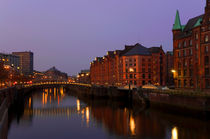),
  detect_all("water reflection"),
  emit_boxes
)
[7,87,210,139]
[171,127,178,139]
[129,115,136,136]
